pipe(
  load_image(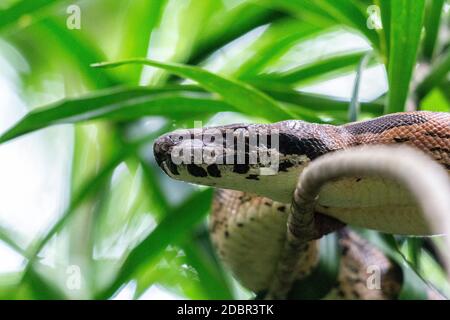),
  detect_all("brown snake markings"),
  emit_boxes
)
[154,111,450,299]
